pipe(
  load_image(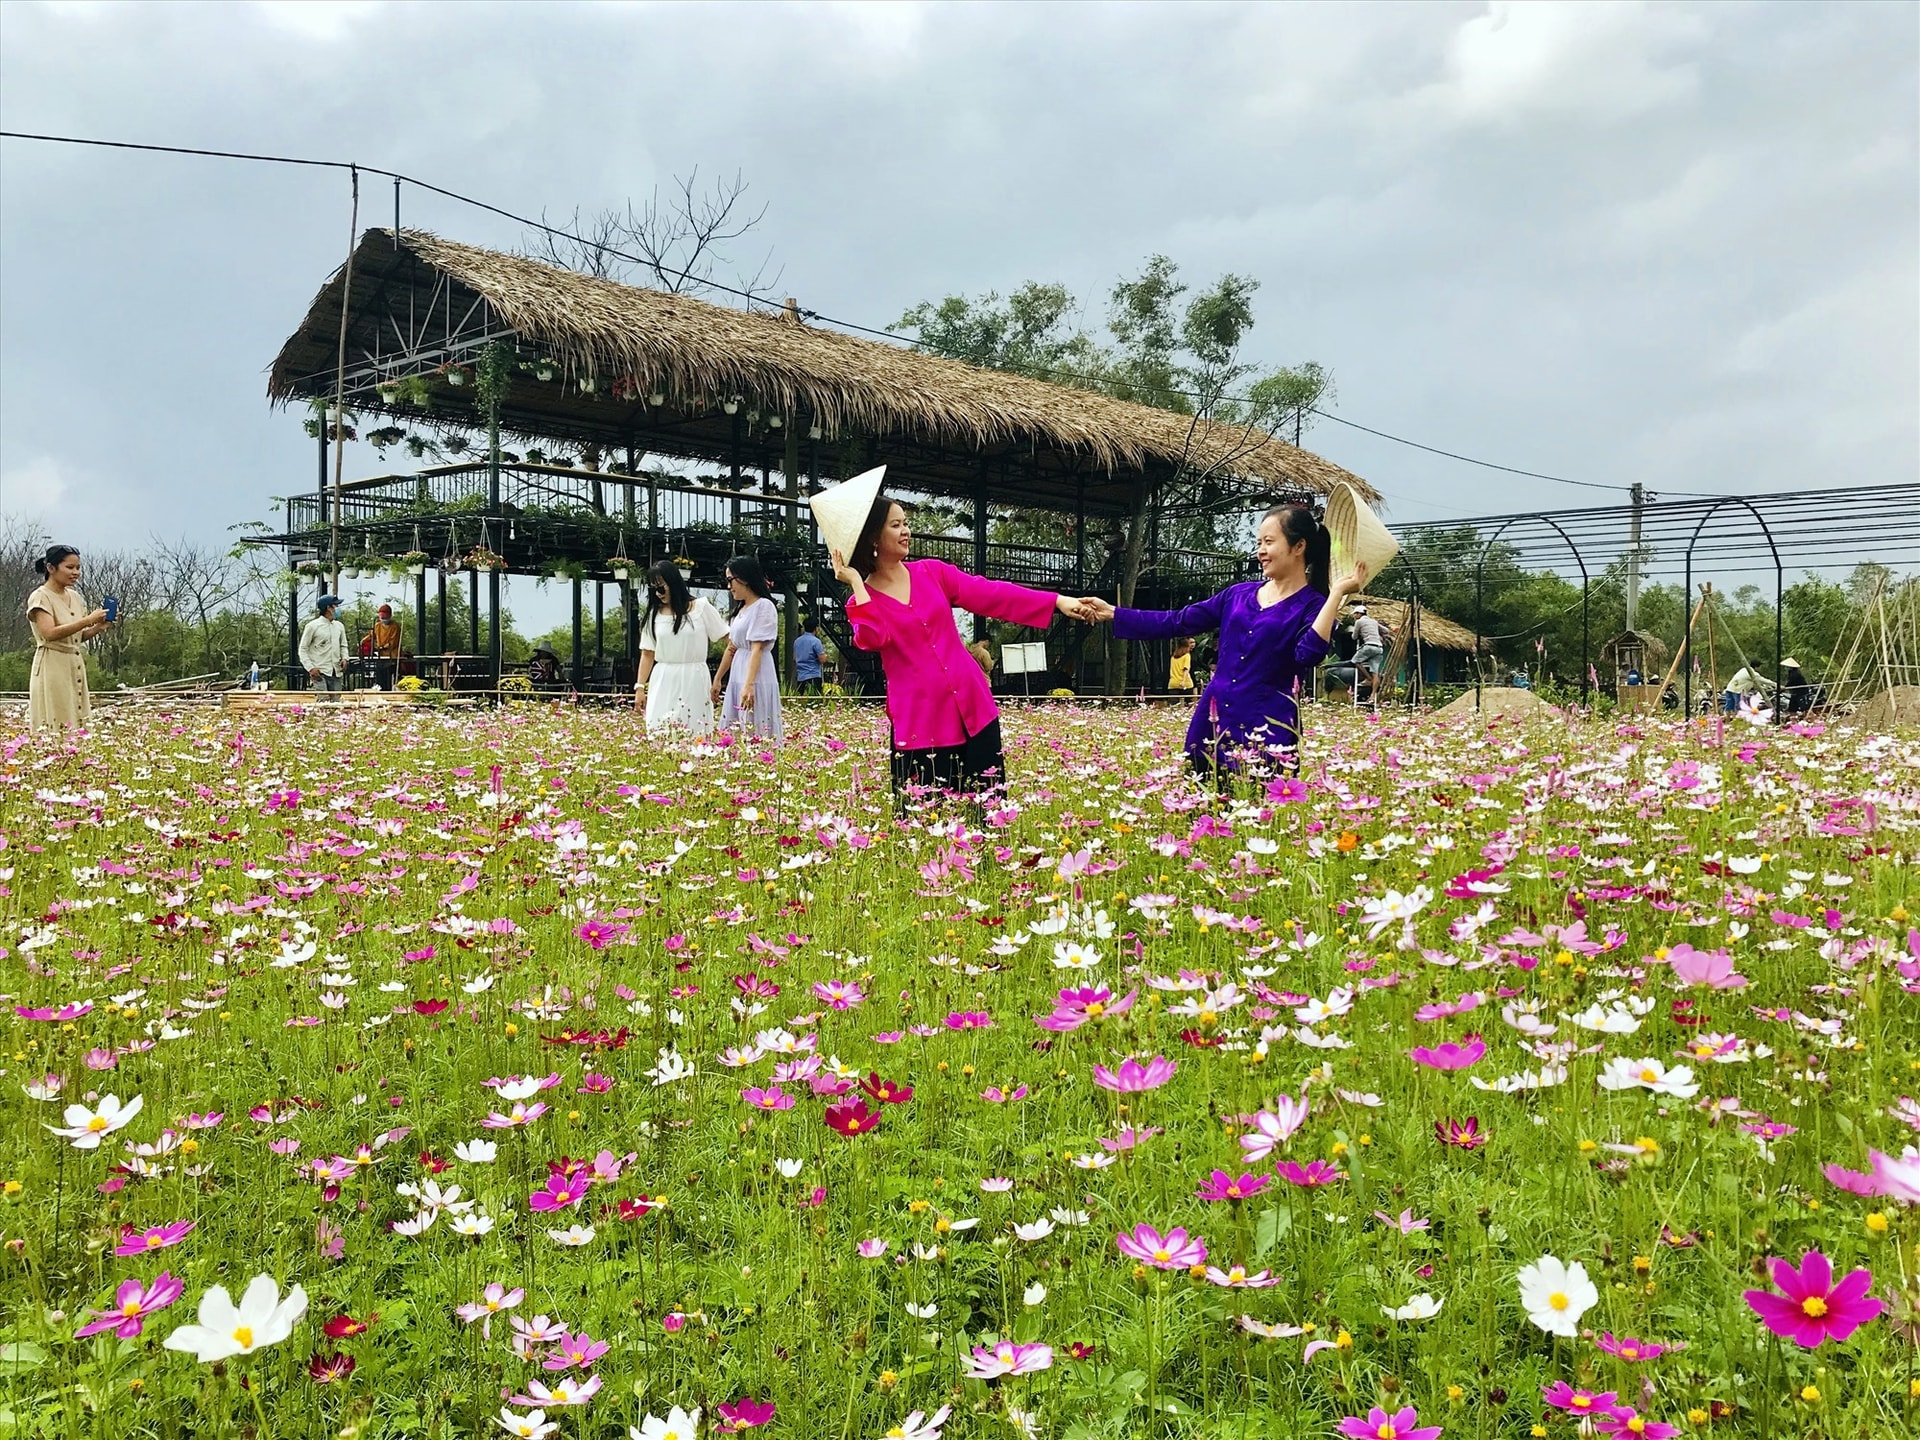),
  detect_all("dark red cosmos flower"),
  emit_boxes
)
[614,1195,661,1220]
[322,1312,376,1339]
[412,999,449,1016]
[1067,1341,1098,1361]
[418,1152,450,1174]
[541,1027,631,1049]
[307,1351,356,1382]
[1178,1028,1227,1049]
[1435,1117,1488,1151]
[824,1099,881,1137]
[859,1074,913,1105]
[548,1156,592,1182]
